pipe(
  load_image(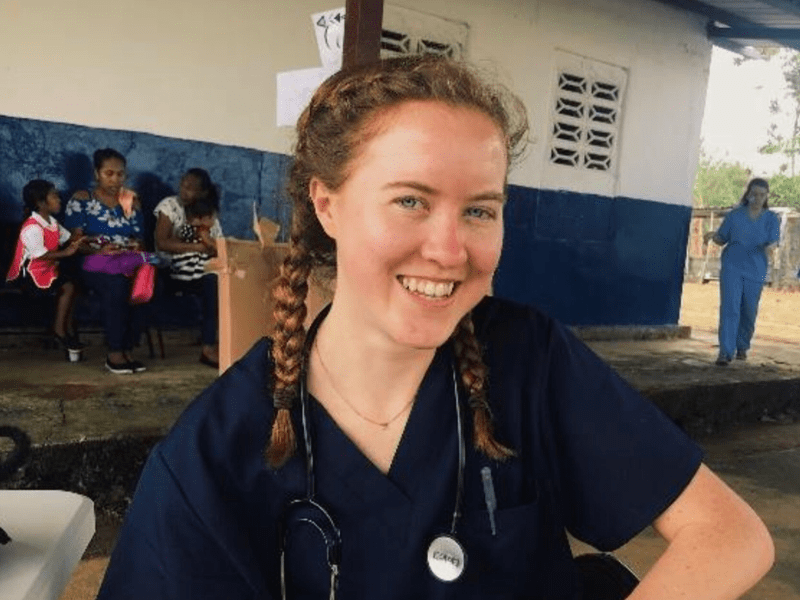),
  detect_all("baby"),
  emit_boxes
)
[170,196,217,282]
